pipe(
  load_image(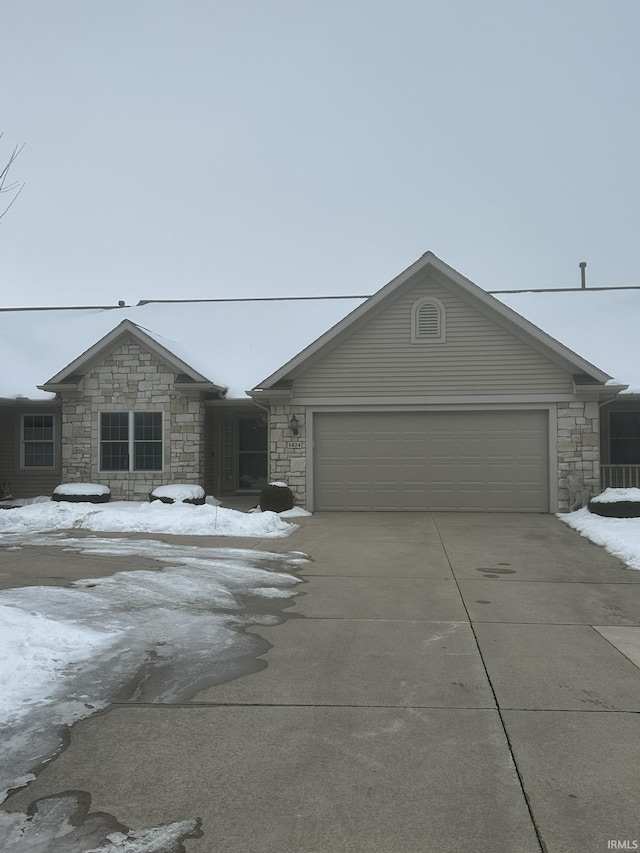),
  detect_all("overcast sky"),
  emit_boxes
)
[2,0,638,307]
